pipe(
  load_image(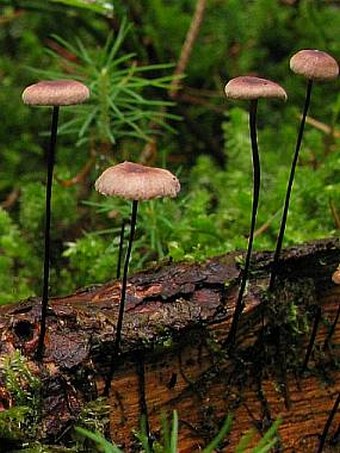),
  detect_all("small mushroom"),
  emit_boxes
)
[22,79,90,360]
[224,76,287,349]
[332,264,340,285]
[22,80,90,106]
[270,50,339,290]
[95,161,180,353]
[290,49,339,81]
